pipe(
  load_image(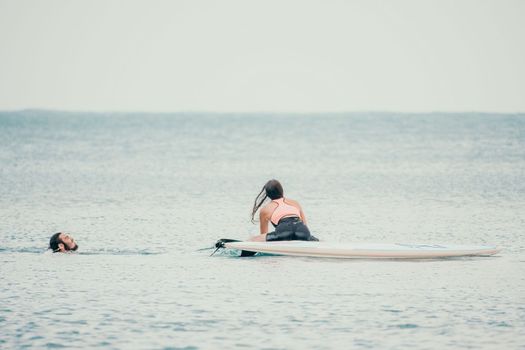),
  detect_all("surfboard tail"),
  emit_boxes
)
[215,238,242,248]
[213,239,258,257]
